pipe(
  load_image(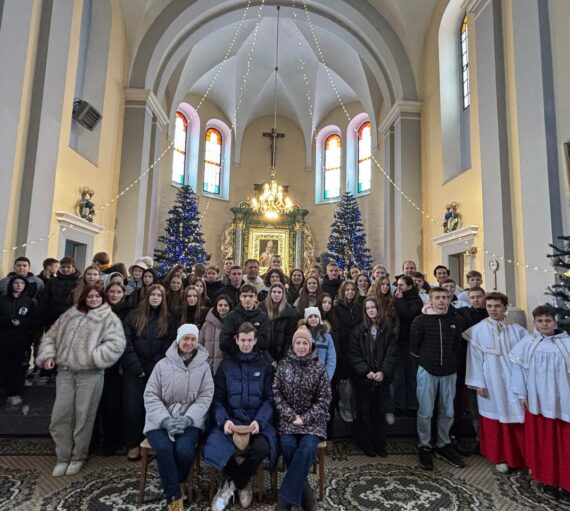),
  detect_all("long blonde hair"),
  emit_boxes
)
[135,284,169,337]
[264,282,288,321]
